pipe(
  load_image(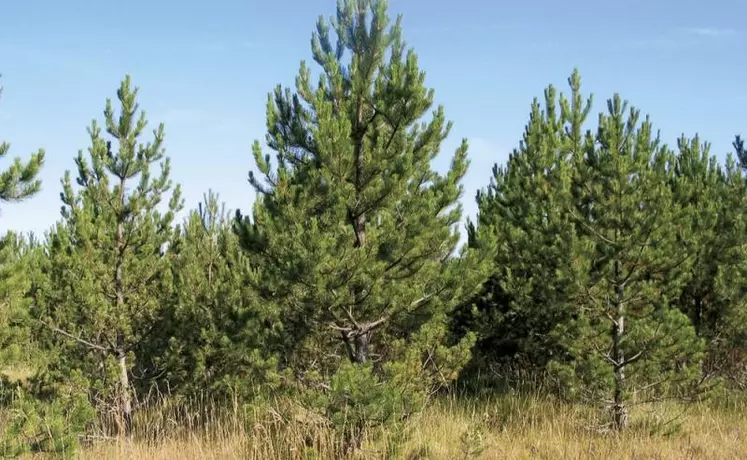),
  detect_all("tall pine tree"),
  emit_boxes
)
[234,0,488,421]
